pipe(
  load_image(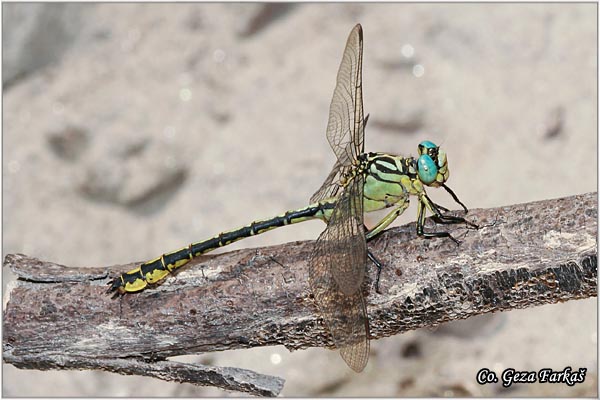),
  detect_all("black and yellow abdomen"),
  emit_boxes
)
[109,201,336,294]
